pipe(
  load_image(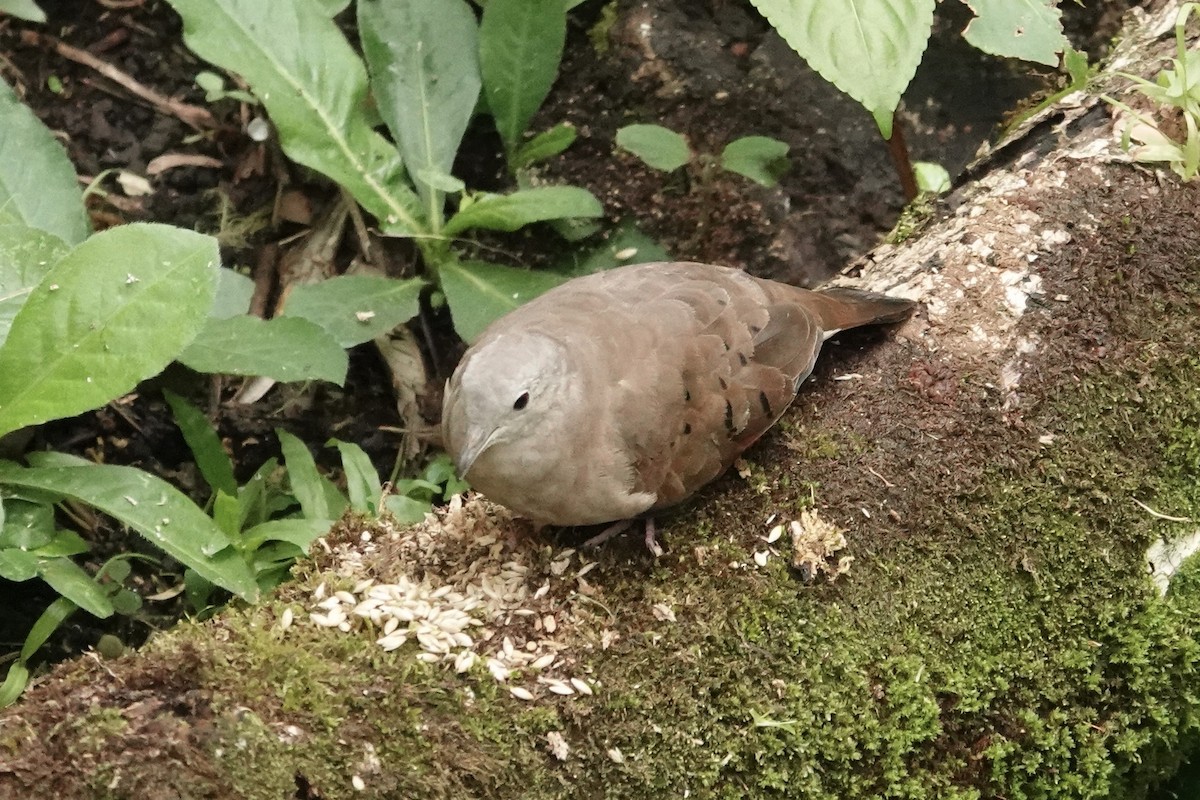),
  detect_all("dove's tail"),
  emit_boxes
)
[806,287,916,334]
